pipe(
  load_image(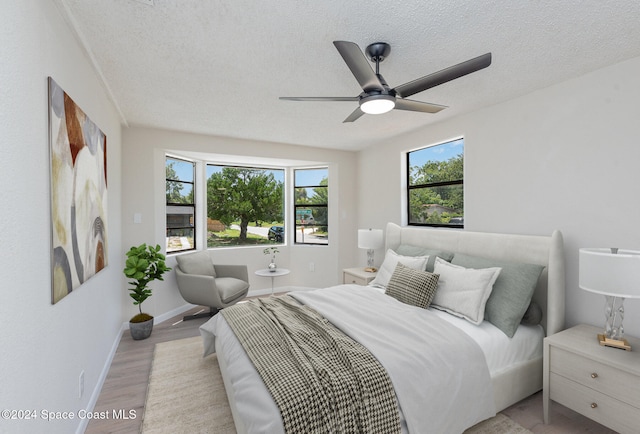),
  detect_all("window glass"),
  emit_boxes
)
[206,165,284,248]
[407,138,464,227]
[294,168,328,245]
[166,157,195,252]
